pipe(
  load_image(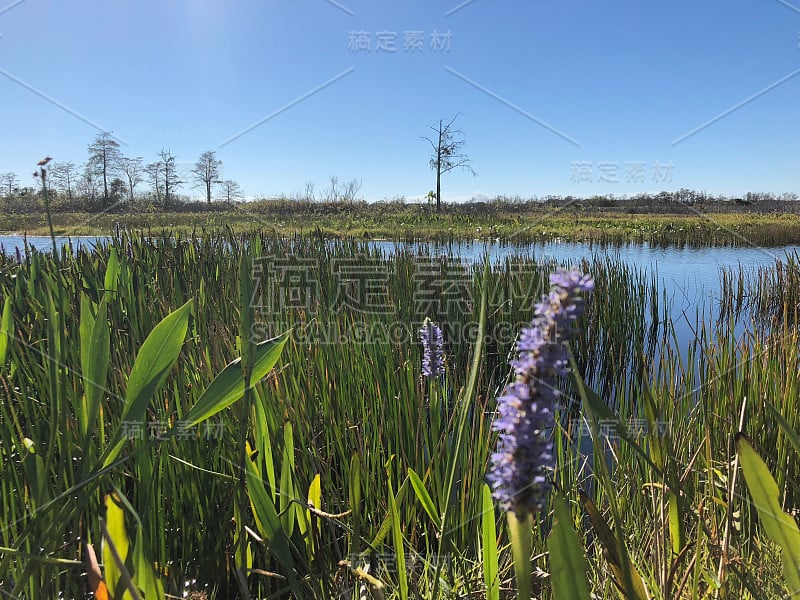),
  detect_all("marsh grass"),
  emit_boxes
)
[0,230,797,598]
